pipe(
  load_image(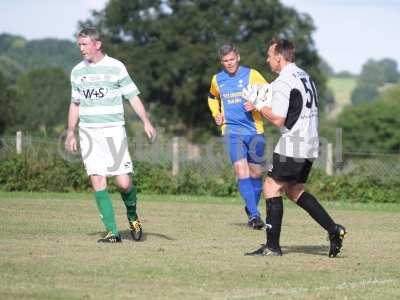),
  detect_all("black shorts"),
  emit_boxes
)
[267,153,313,183]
